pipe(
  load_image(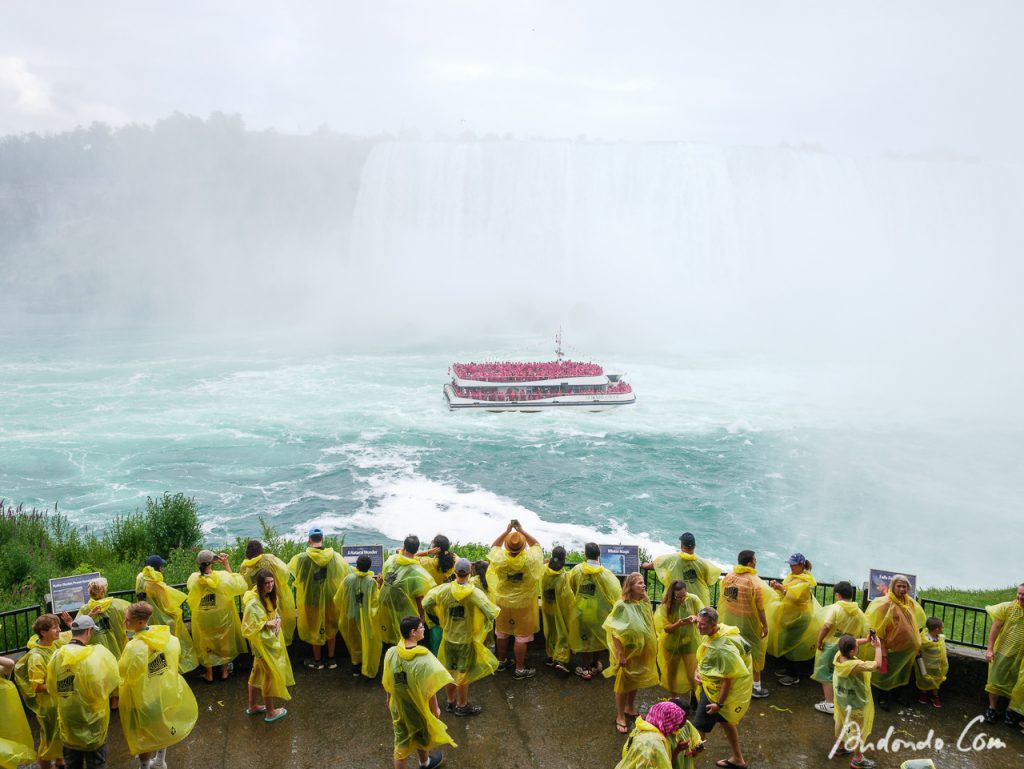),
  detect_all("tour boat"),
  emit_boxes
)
[444,333,636,413]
